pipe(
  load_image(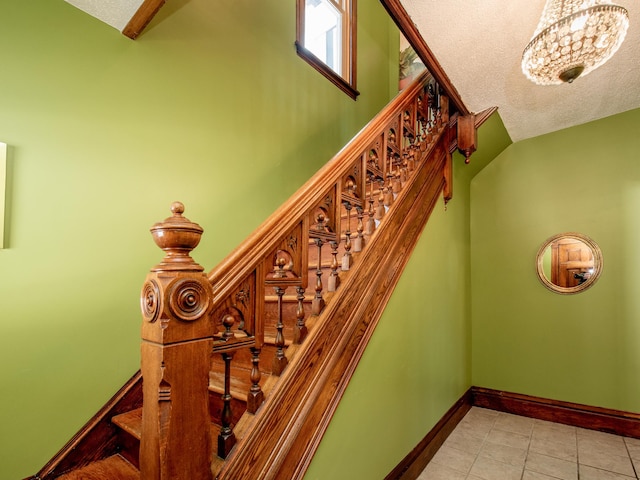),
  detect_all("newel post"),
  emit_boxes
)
[139,202,213,480]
